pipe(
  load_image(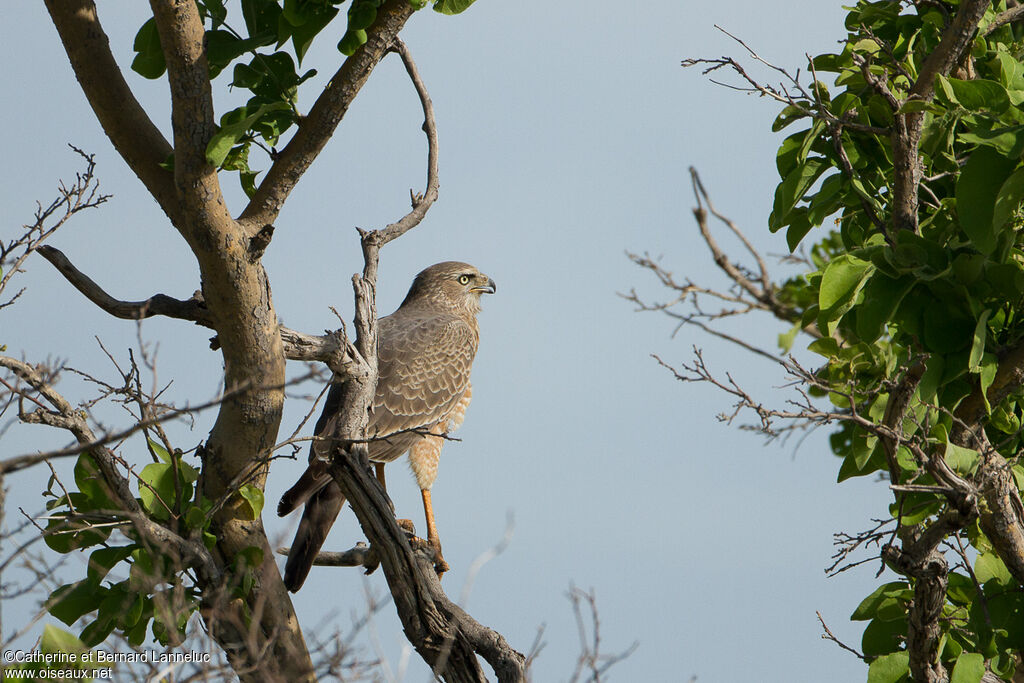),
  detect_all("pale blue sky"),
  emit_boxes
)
[2,1,896,680]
